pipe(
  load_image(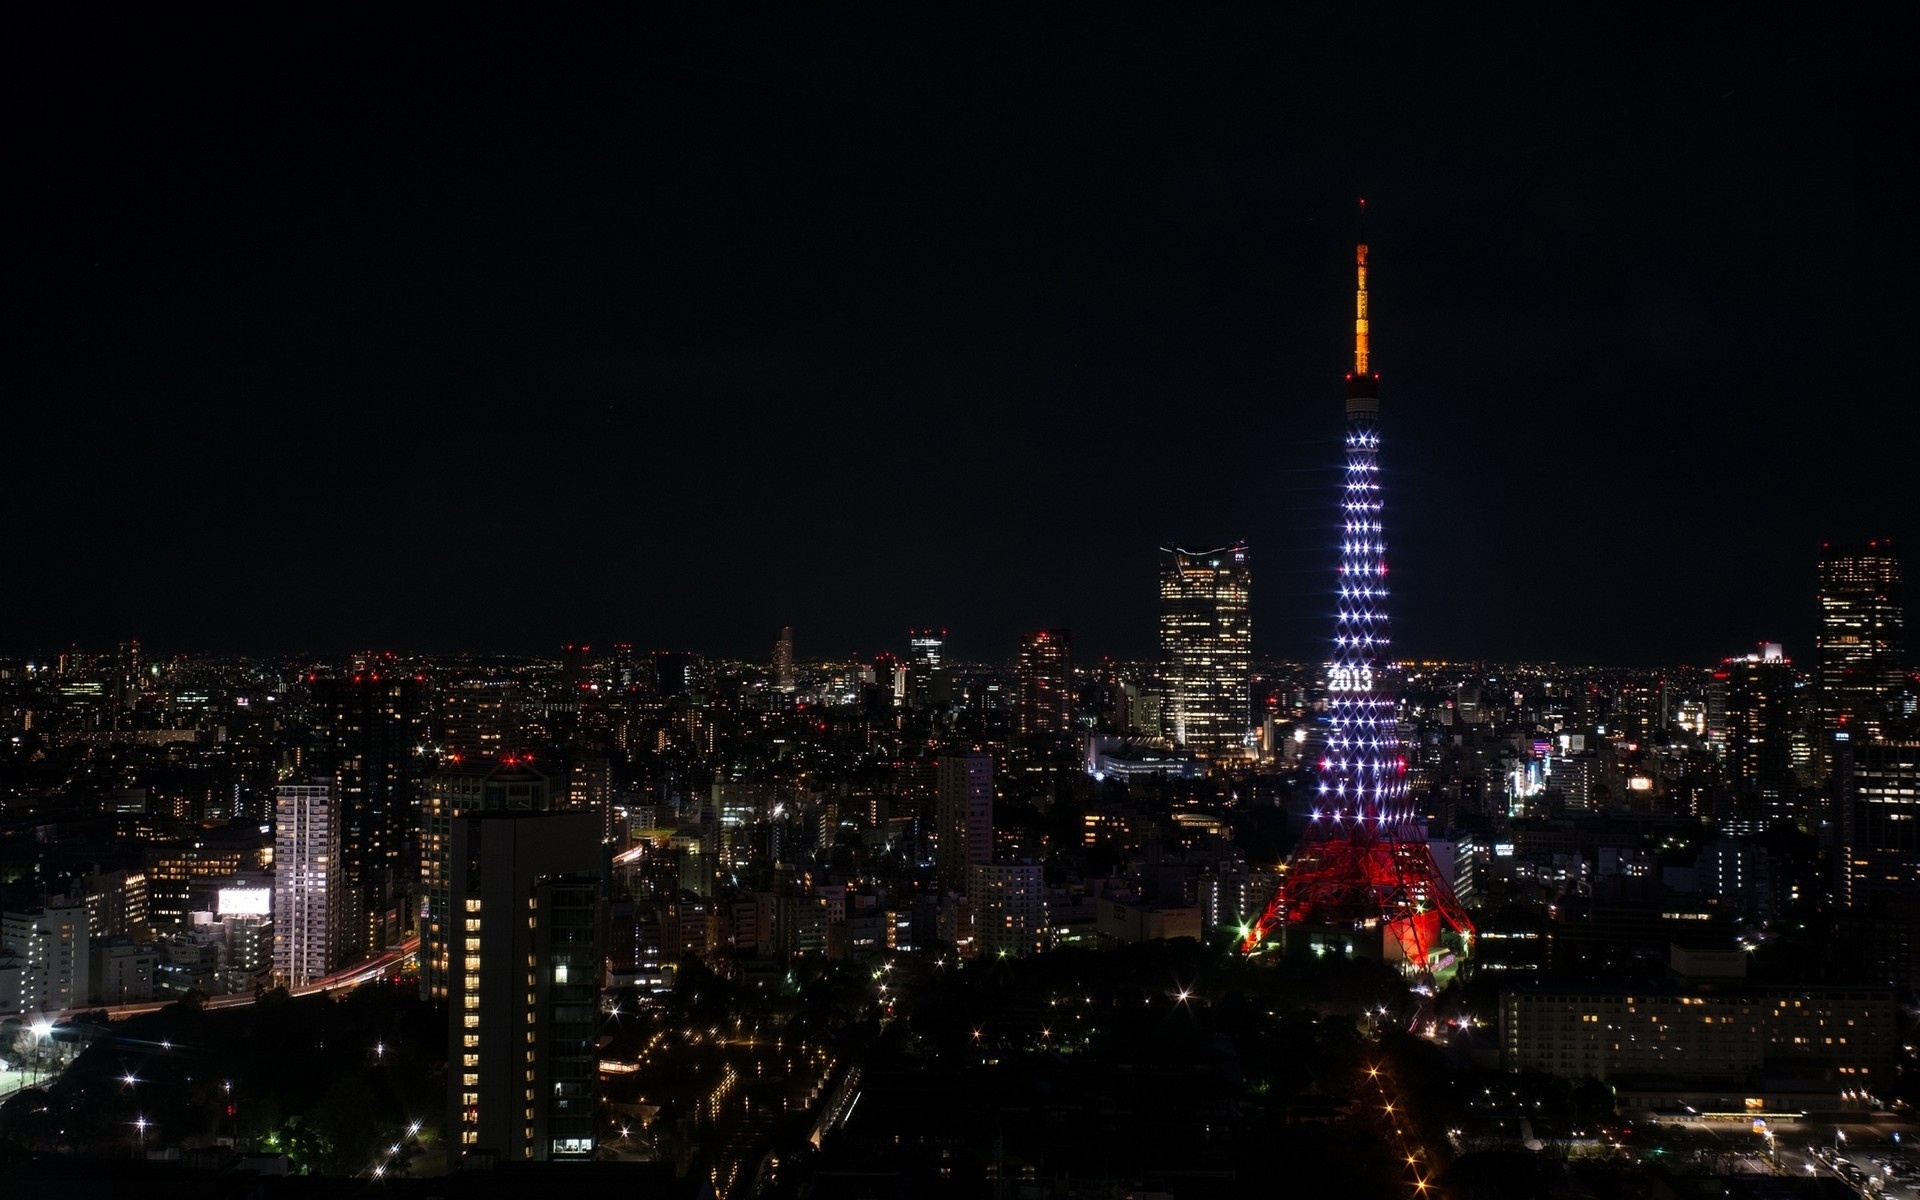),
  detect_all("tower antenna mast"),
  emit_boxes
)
[1354,197,1370,376]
